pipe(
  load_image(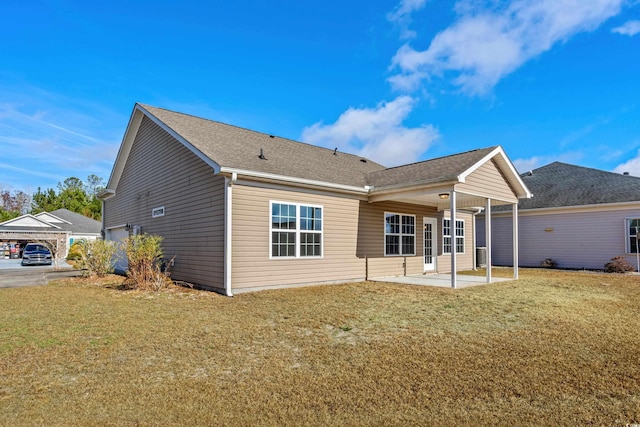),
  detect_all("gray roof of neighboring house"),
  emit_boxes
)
[140,104,387,187]
[0,209,101,234]
[502,162,640,210]
[366,146,497,189]
[48,209,101,234]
